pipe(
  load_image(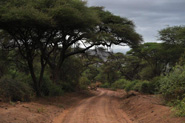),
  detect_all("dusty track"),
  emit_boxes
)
[1,89,185,123]
[53,89,132,123]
